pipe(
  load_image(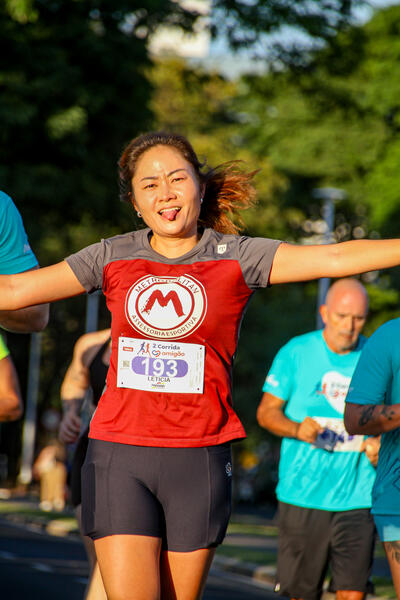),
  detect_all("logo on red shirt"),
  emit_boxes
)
[125,274,207,339]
